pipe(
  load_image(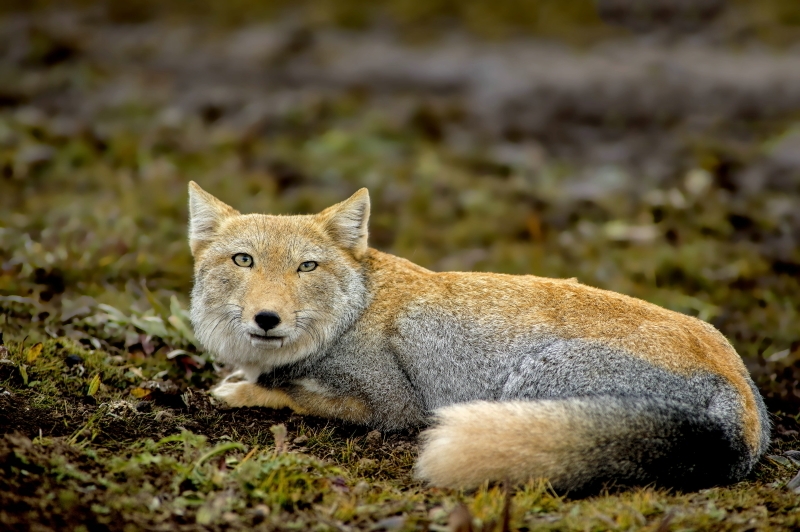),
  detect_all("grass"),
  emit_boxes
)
[1,335,799,531]
[2,2,800,530]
